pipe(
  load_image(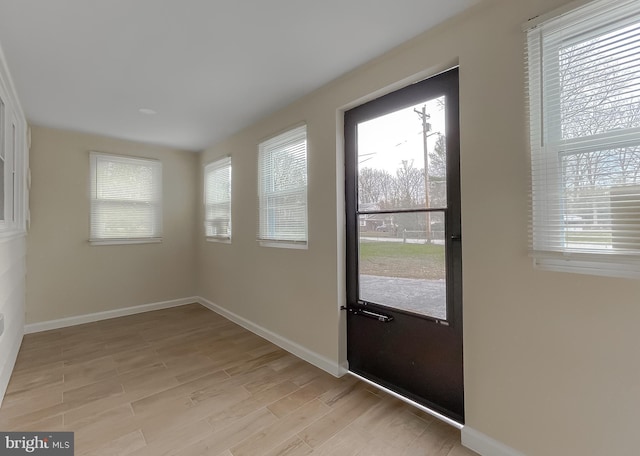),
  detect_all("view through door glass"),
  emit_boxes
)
[357,96,447,319]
